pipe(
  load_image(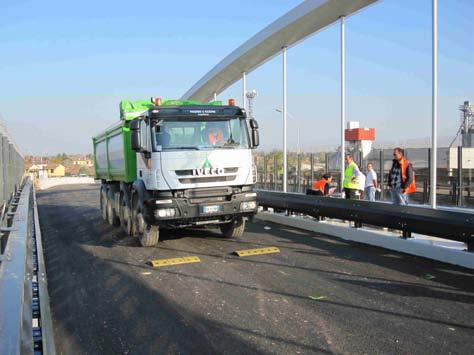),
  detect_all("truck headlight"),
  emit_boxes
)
[155,199,173,205]
[155,208,176,218]
[240,201,257,210]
